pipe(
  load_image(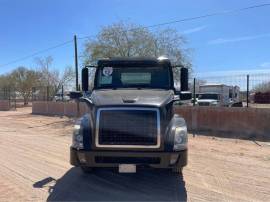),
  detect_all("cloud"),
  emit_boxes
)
[181,25,207,35]
[208,33,270,45]
[260,62,270,68]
